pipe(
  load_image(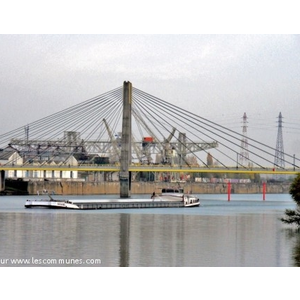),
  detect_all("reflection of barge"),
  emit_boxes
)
[24,189,200,210]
